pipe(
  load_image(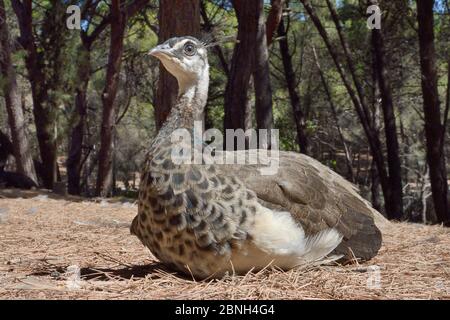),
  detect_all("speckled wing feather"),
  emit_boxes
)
[214,150,387,260]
